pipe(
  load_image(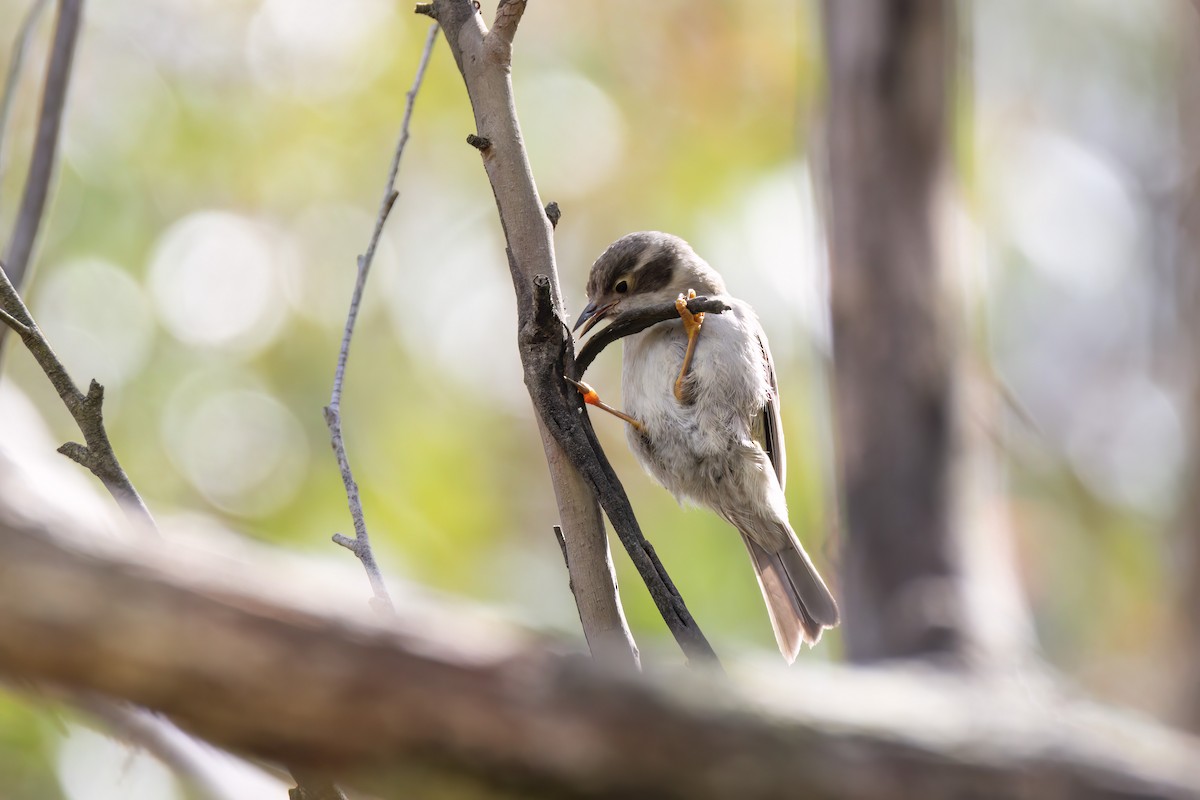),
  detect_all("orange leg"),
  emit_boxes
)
[674,289,704,404]
[564,377,643,431]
